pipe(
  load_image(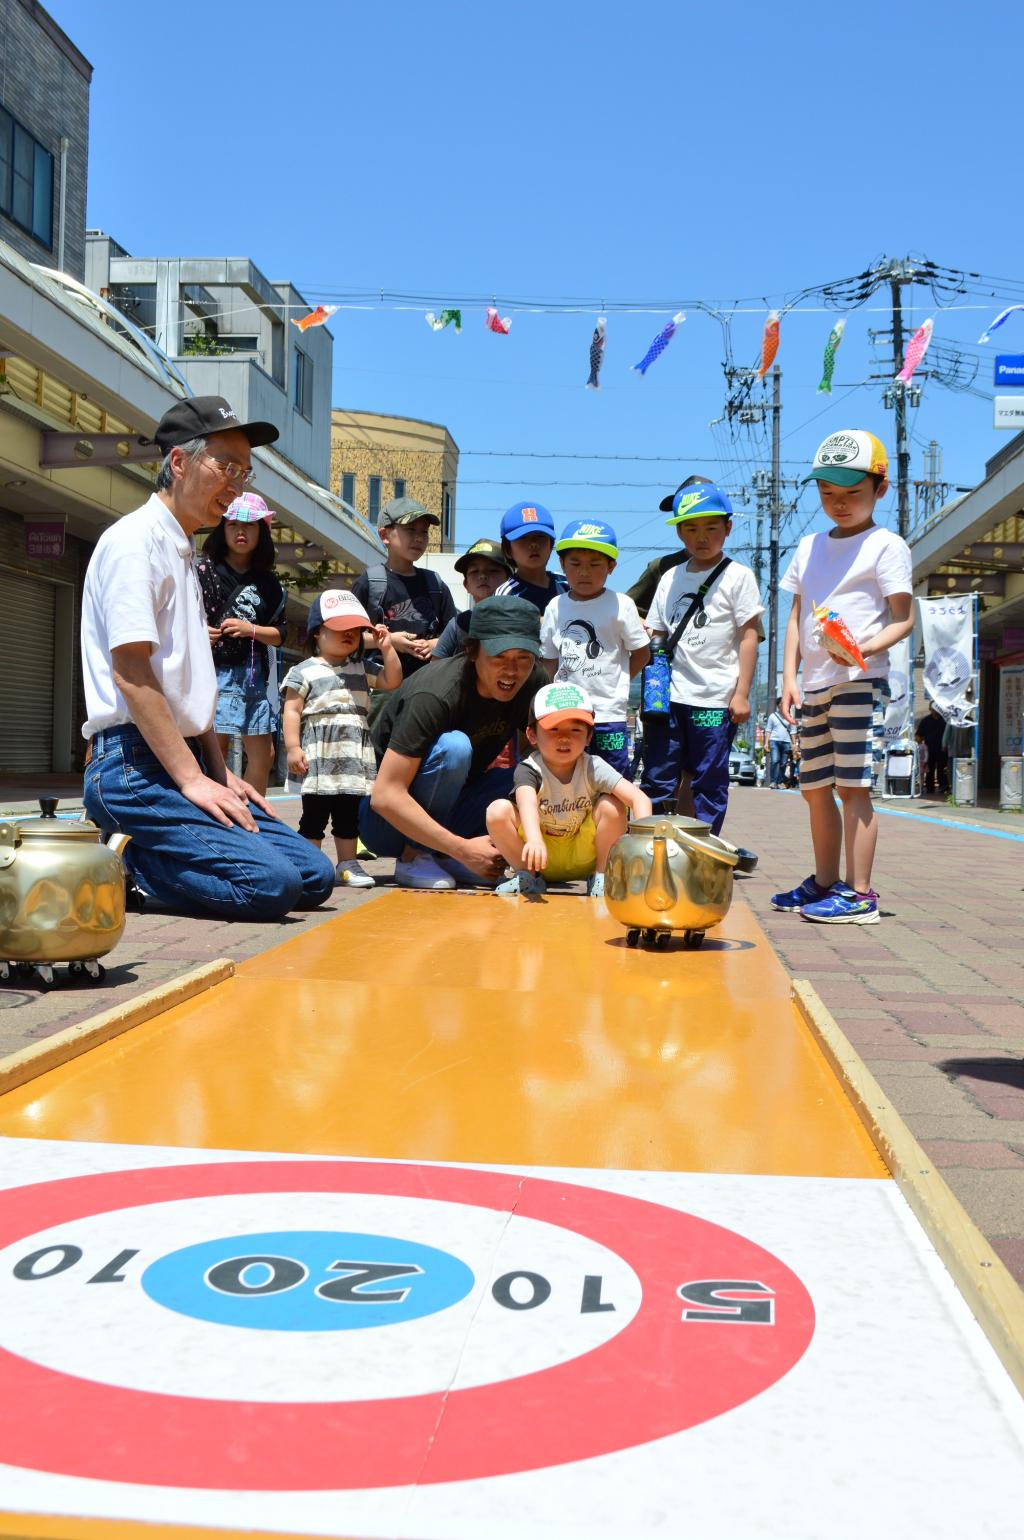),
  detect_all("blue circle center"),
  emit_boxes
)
[141,1230,475,1332]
